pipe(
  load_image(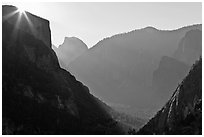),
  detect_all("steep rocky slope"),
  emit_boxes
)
[2,5,51,48]
[2,5,123,135]
[137,58,202,135]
